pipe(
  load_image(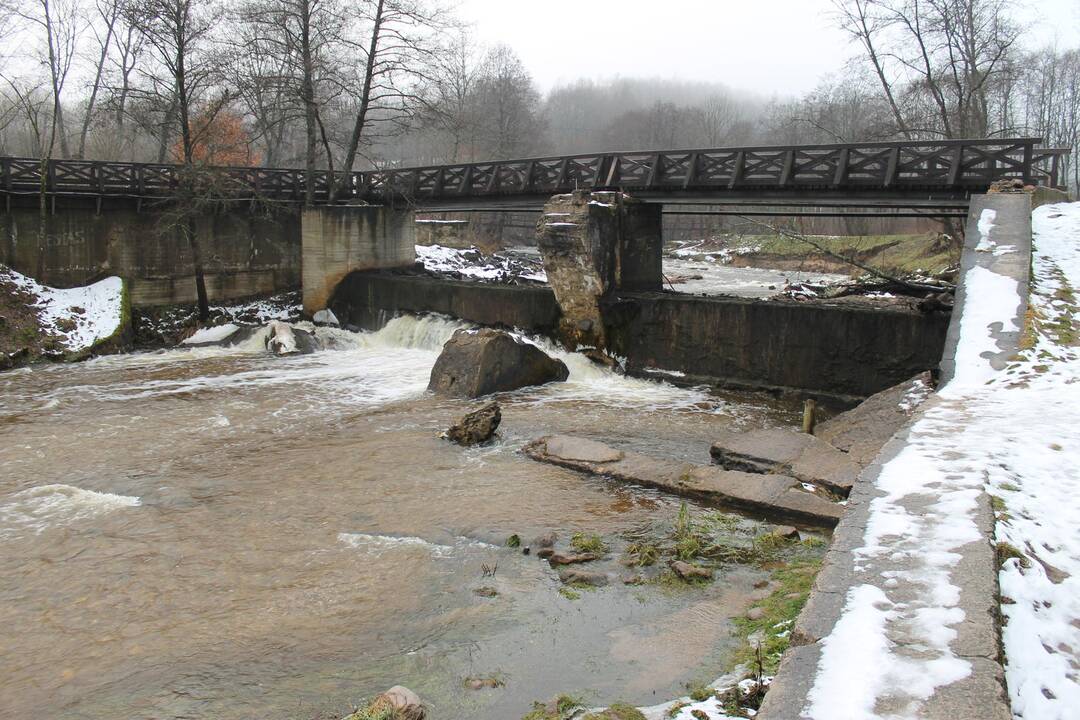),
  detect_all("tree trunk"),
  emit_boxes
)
[331,0,385,203]
[186,216,210,320]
